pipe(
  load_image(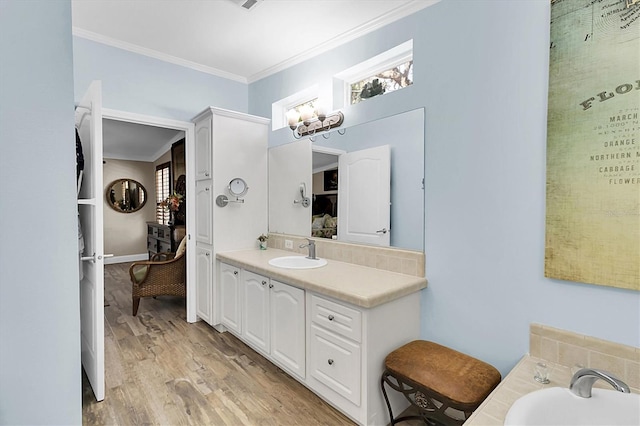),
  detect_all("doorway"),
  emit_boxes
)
[101,108,196,323]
